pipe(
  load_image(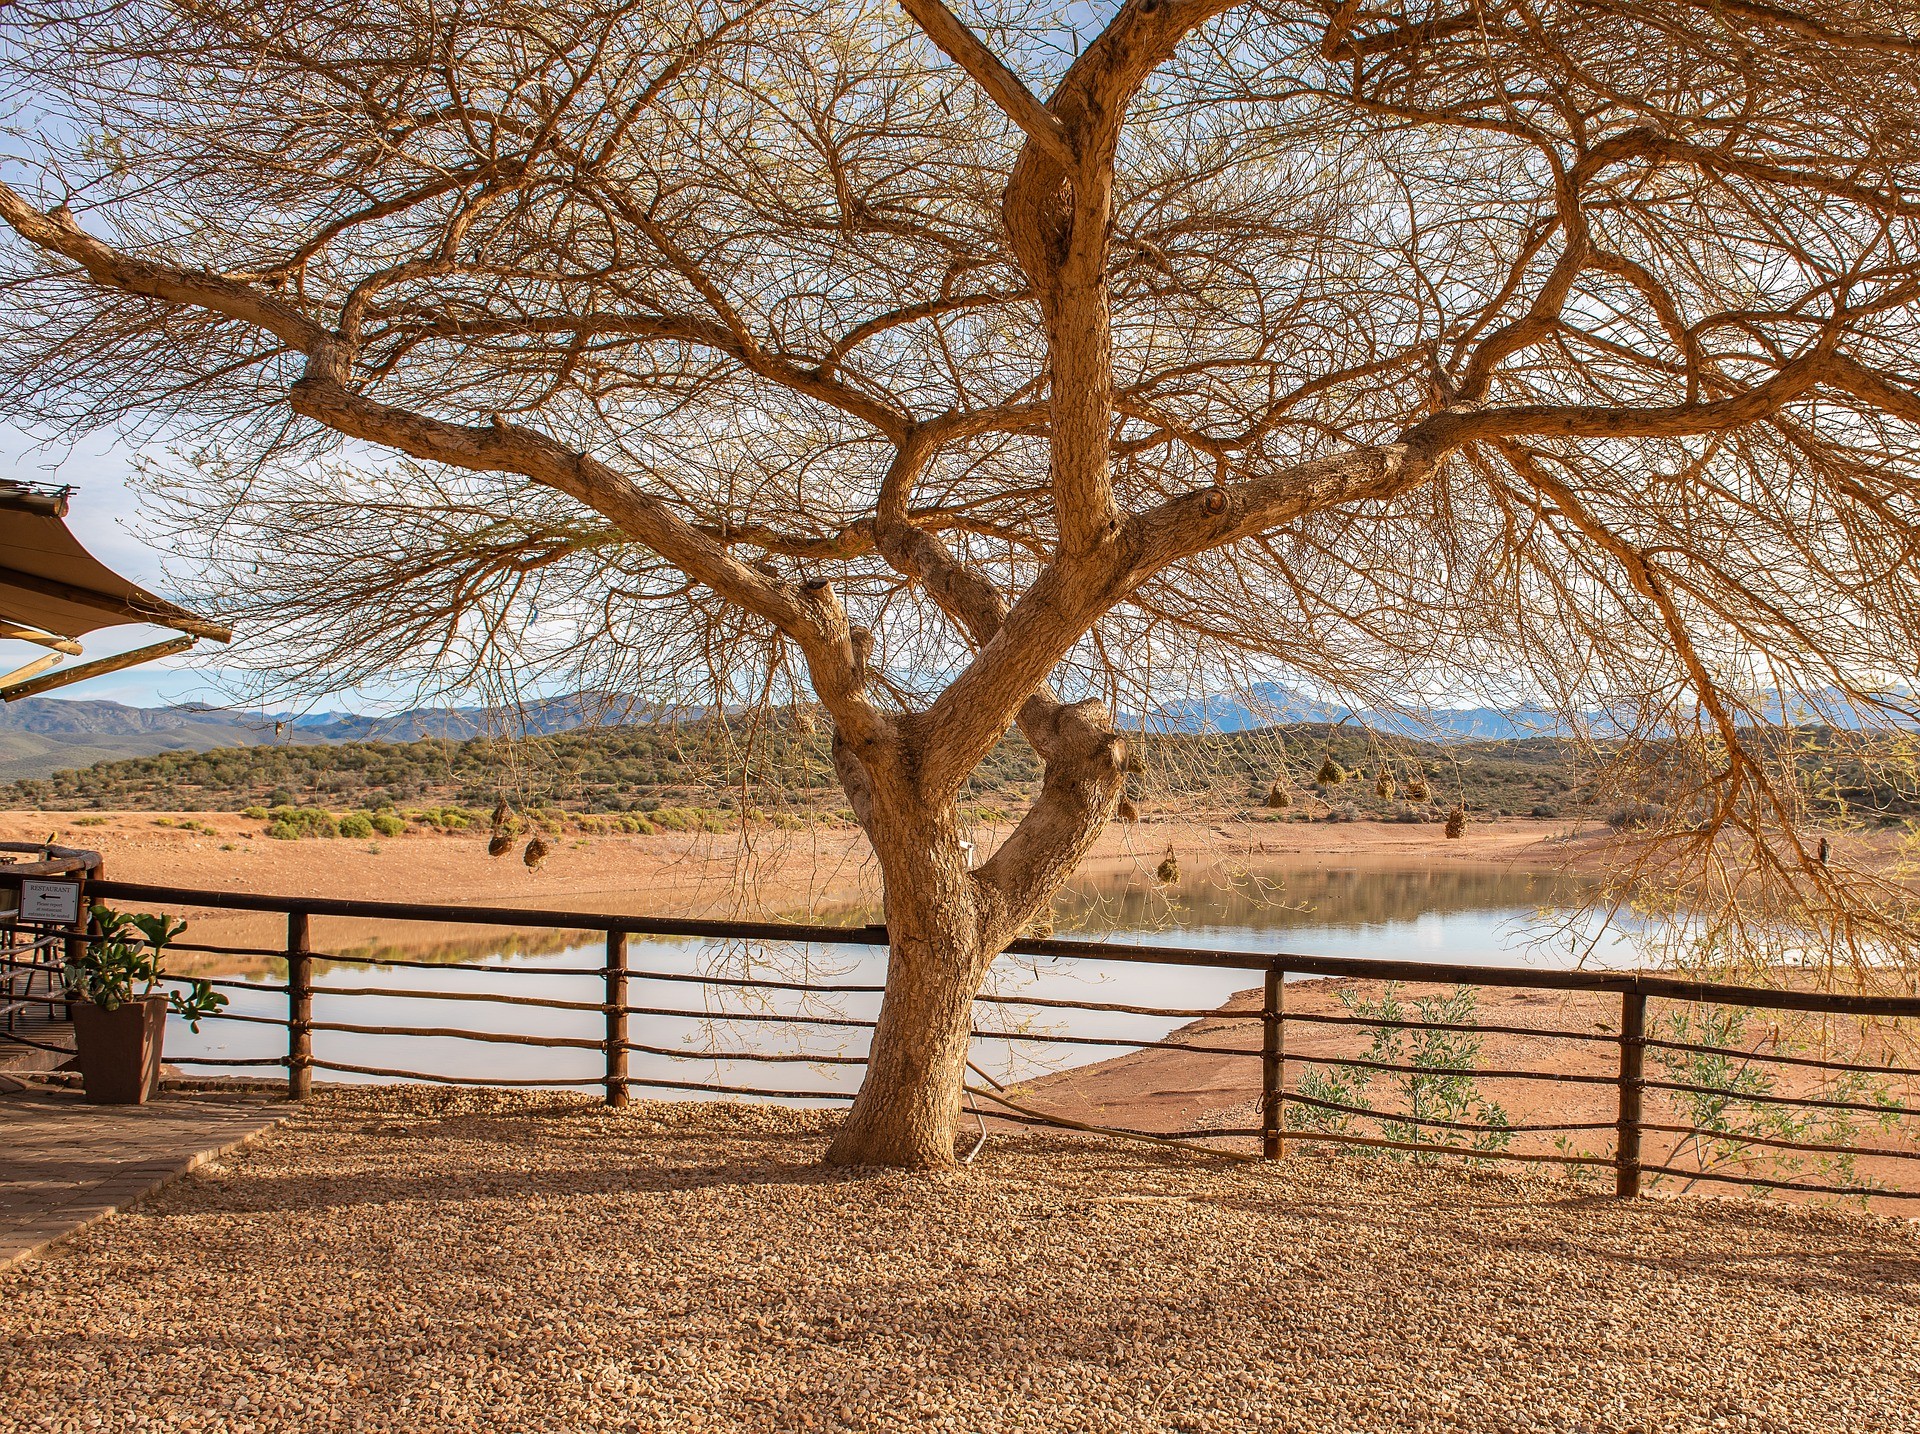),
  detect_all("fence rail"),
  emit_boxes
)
[4,877,1914,1204]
